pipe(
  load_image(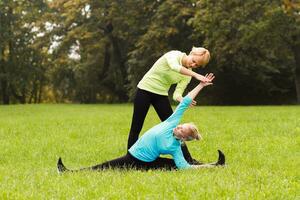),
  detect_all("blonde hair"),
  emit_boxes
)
[187,122,202,141]
[189,47,211,67]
